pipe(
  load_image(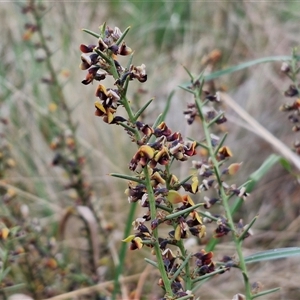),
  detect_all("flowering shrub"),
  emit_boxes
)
[80,23,261,300]
[2,2,300,299]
